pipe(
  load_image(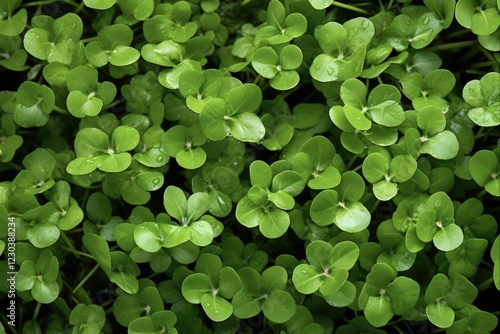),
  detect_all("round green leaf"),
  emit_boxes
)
[310,190,338,226]
[262,289,296,323]
[335,202,371,233]
[363,295,393,327]
[176,147,207,170]
[426,302,455,328]
[259,209,290,239]
[433,224,464,251]
[421,131,459,160]
[252,47,279,79]
[201,294,233,322]
[292,264,322,294]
